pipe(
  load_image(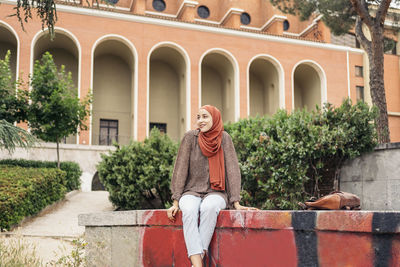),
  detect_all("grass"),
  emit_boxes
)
[0,235,87,267]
